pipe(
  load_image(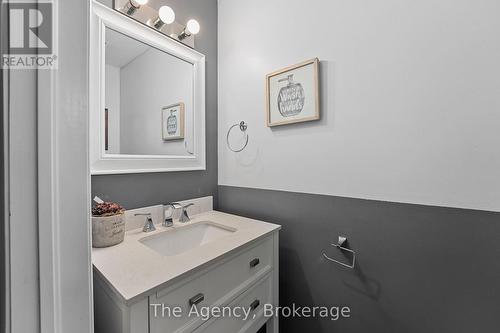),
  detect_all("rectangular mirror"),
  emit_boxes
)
[90,2,205,174]
[105,27,194,156]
